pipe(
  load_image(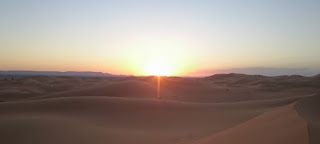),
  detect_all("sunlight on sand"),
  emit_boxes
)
[157,76,161,99]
